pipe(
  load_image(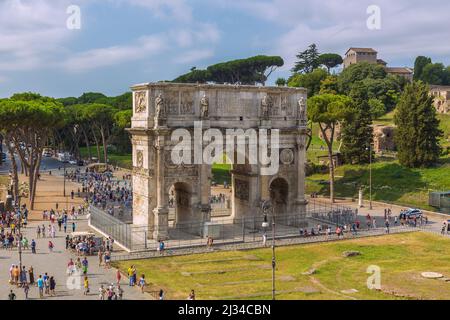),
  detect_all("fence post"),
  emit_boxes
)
[242,218,245,242]
[144,231,147,249]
